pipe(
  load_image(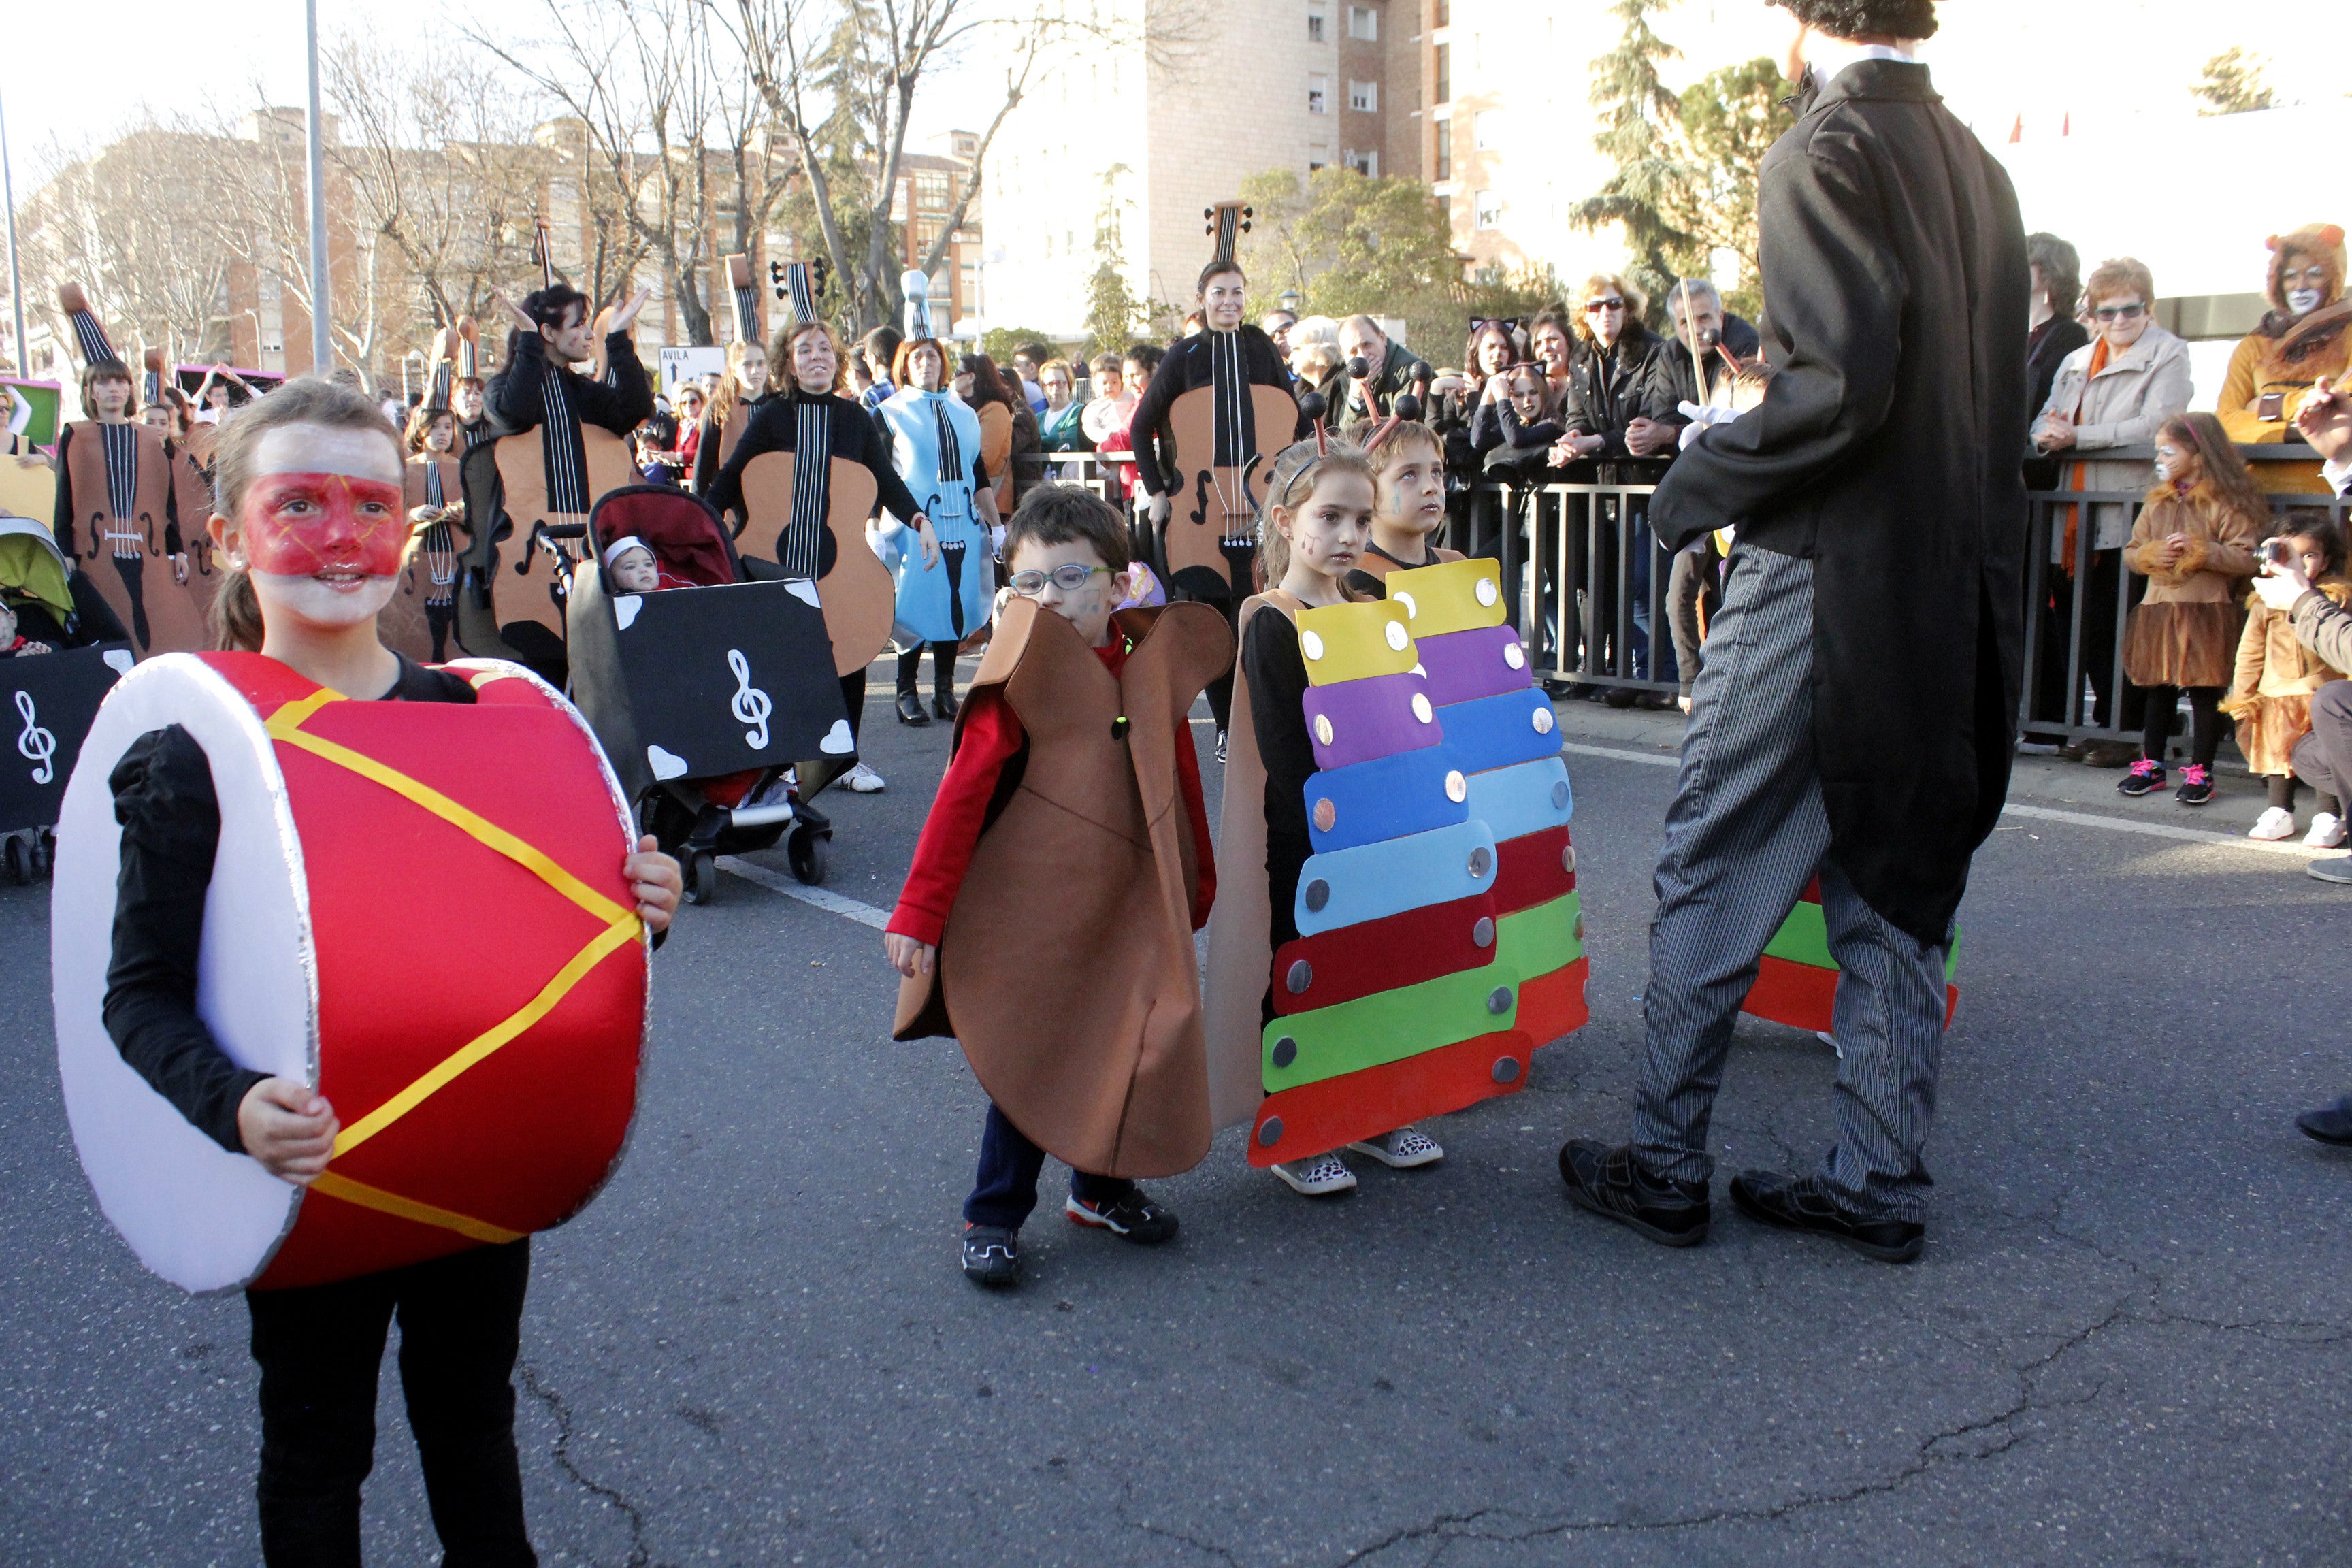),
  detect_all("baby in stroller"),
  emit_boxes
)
[576,487,838,899]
